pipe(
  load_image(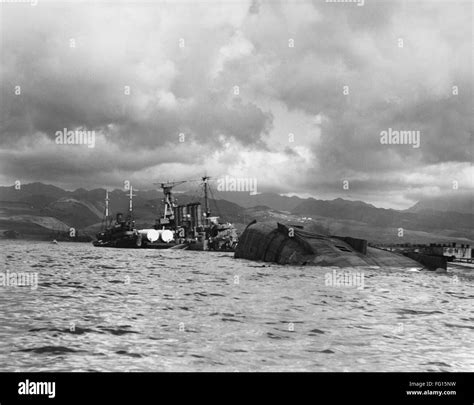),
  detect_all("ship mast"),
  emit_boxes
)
[202,176,211,220]
[127,185,136,218]
[154,181,186,226]
[105,189,110,224]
